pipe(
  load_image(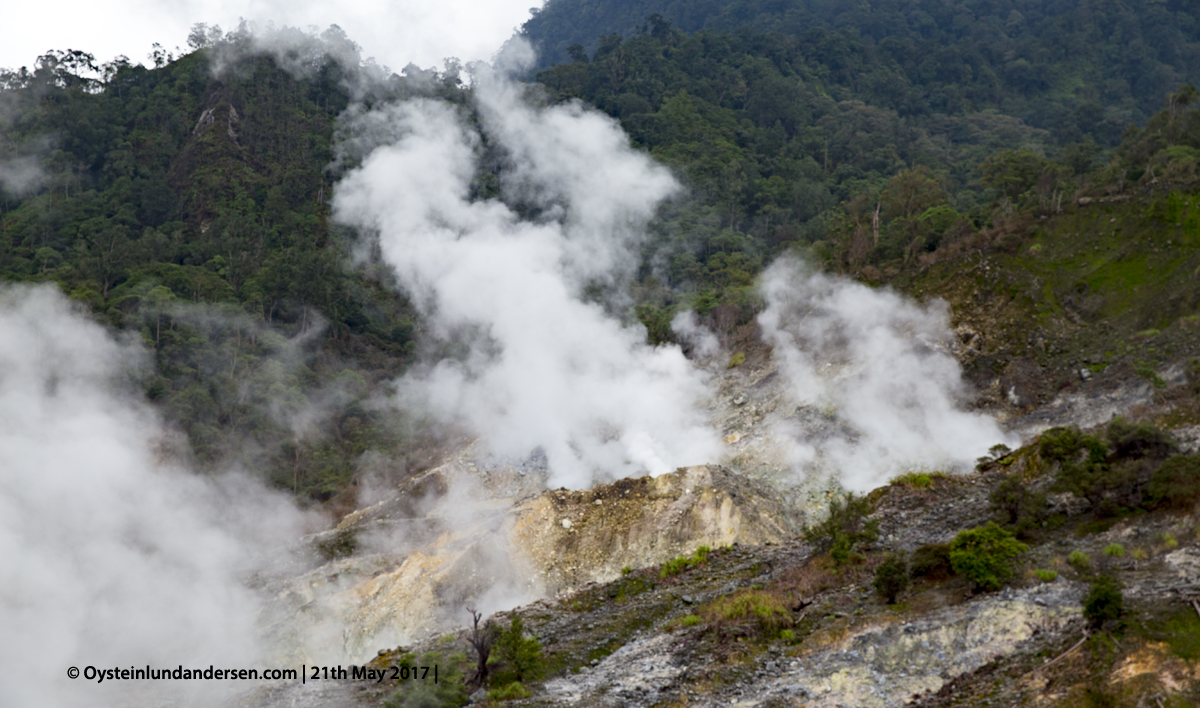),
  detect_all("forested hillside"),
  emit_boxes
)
[525,0,1200,139]
[526,6,1200,346]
